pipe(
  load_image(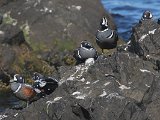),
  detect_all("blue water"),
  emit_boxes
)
[101,0,160,41]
